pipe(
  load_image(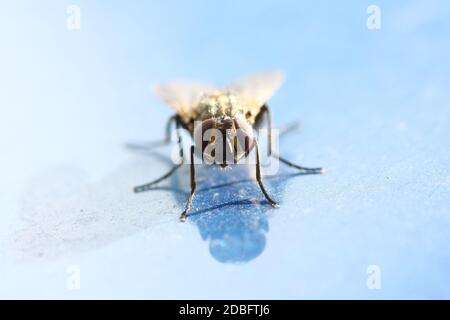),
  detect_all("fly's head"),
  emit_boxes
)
[193,114,255,167]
